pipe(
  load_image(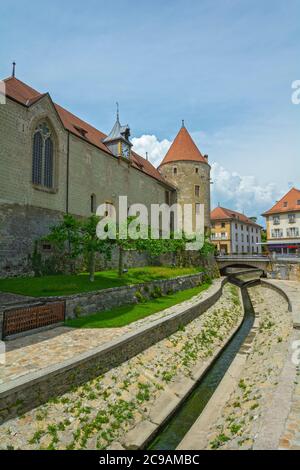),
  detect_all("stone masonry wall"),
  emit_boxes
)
[159,160,211,231]
[1,272,205,321]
